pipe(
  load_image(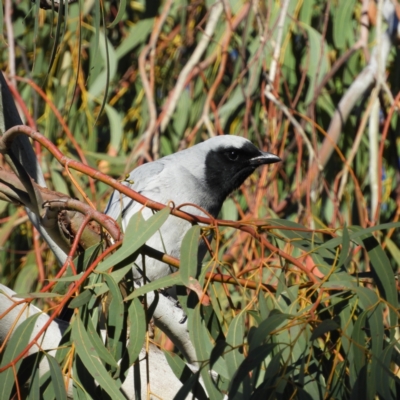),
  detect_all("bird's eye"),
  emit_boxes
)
[226,150,239,161]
